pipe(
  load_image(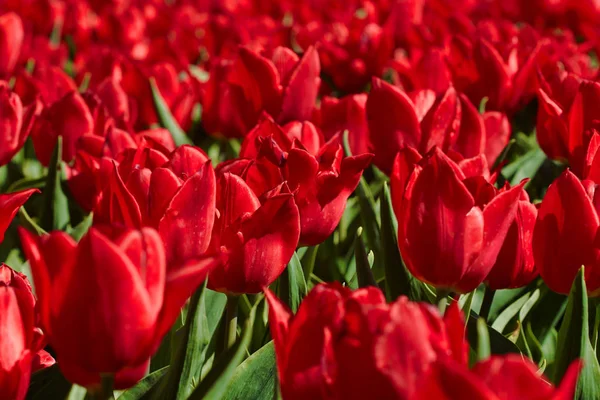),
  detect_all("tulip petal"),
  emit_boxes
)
[367,78,421,174]
[159,161,216,266]
[279,46,320,123]
[0,188,38,242]
[164,145,210,180]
